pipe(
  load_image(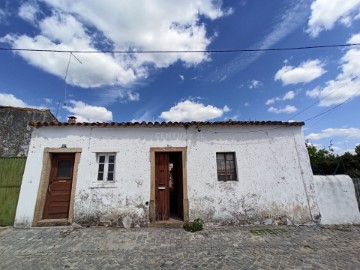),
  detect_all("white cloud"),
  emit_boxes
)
[0,92,46,109]
[0,93,28,107]
[18,3,38,23]
[1,13,137,88]
[244,102,249,107]
[0,8,6,24]
[64,100,113,122]
[307,0,360,37]
[179,75,185,81]
[305,88,320,98]
[306,33,360,106]
[265,91,296,105]
[160,100,229,122]
[306,128,360,140]
[98,89,140,105]
[248,80,261,89]
[223,105,230,112]
[44,98,52,104]
[219,75,227,82]
[3,1,229,88]
[283,90,295,100]
[229,114,239,120]
[349,33,360,43]
[268,105,297,114]
[275,59,326,85]
[127,91,140,102]
[265,98,277,106]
